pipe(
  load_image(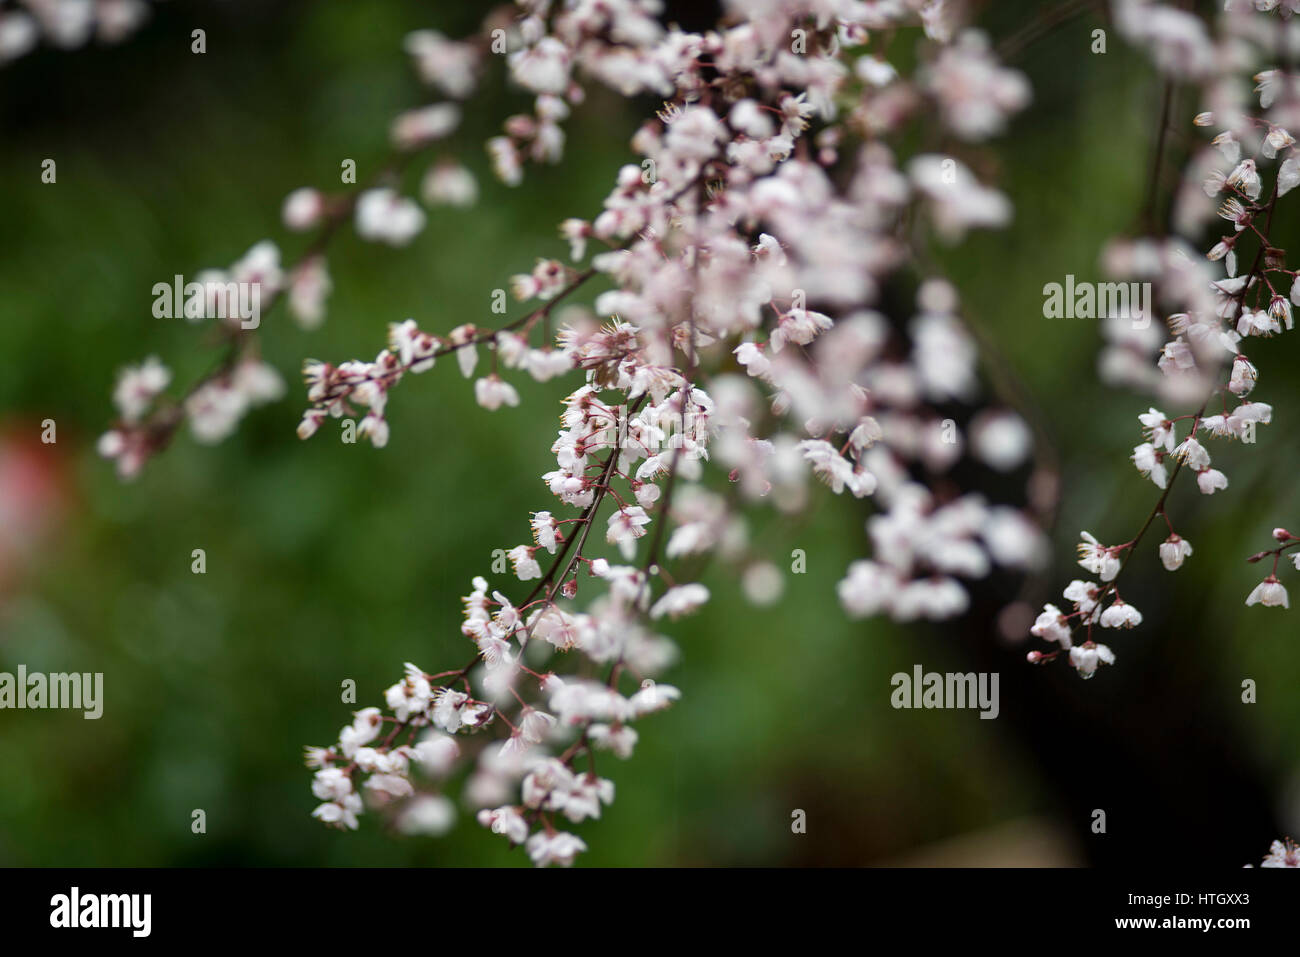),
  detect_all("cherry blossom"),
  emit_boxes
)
[1068,642,1116,679]
[1245,575,1289,608]
[1257,838,1300,867]
[1158,535,1193,571]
